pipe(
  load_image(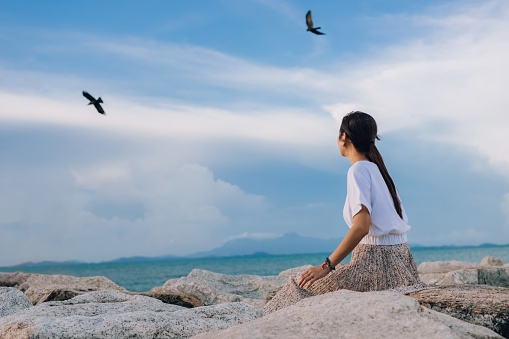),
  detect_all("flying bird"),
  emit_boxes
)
[306,10,325,35]
[82,91,106,115]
